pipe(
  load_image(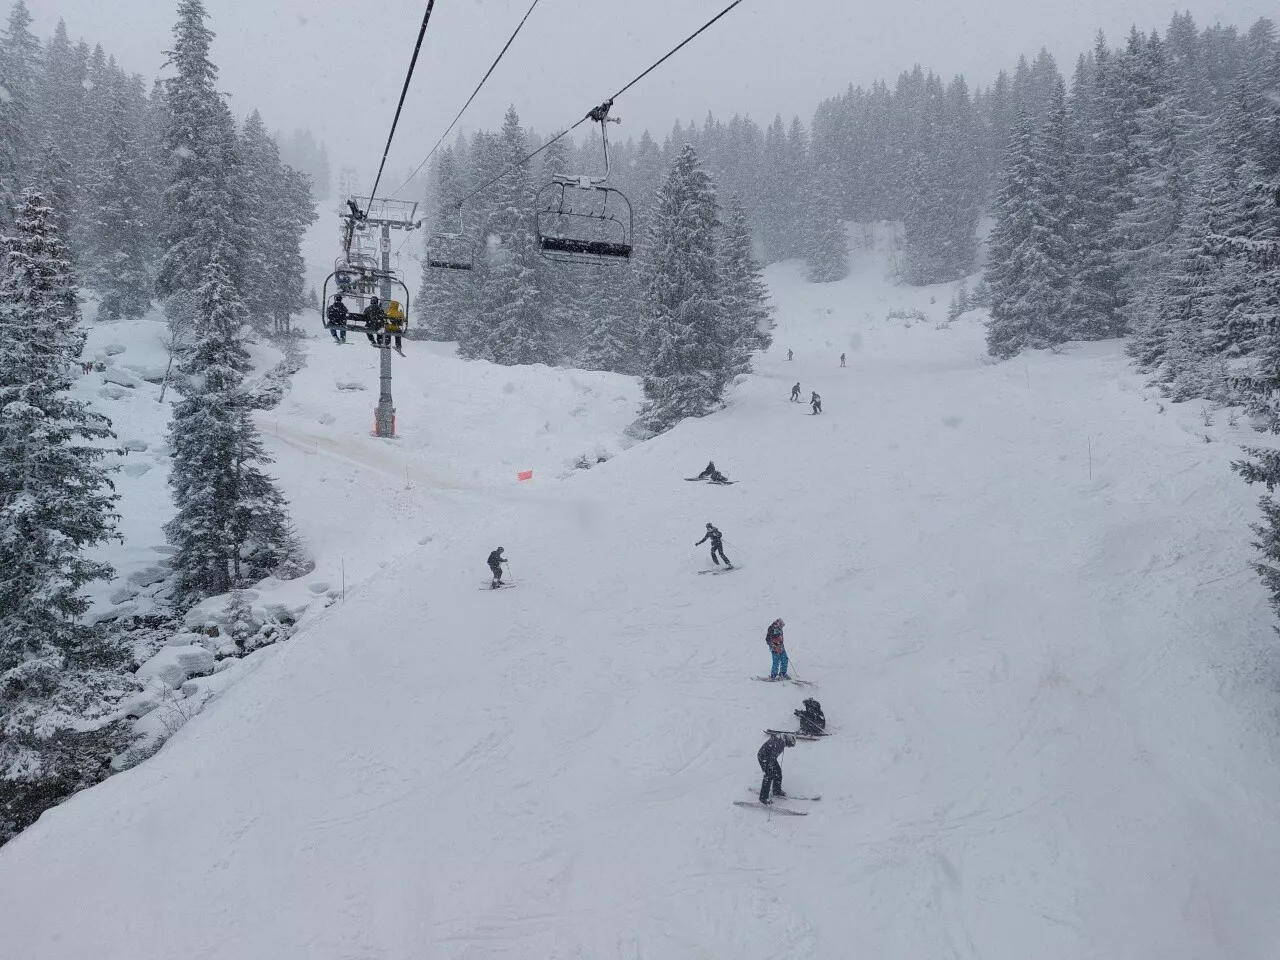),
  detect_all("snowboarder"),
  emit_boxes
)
[326,295,349,343]
[794,698,825,736]
[787,349,793,361]
[766,617,789,679]
[695,523,732,567]
[385,300,406,352]
[695,461,718,479]
[790,383,801,402]
[758,733,794,804]
[810,392,822,415]
[363,297,386,346]
[839,353,846,367]
[487,547,508,588]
